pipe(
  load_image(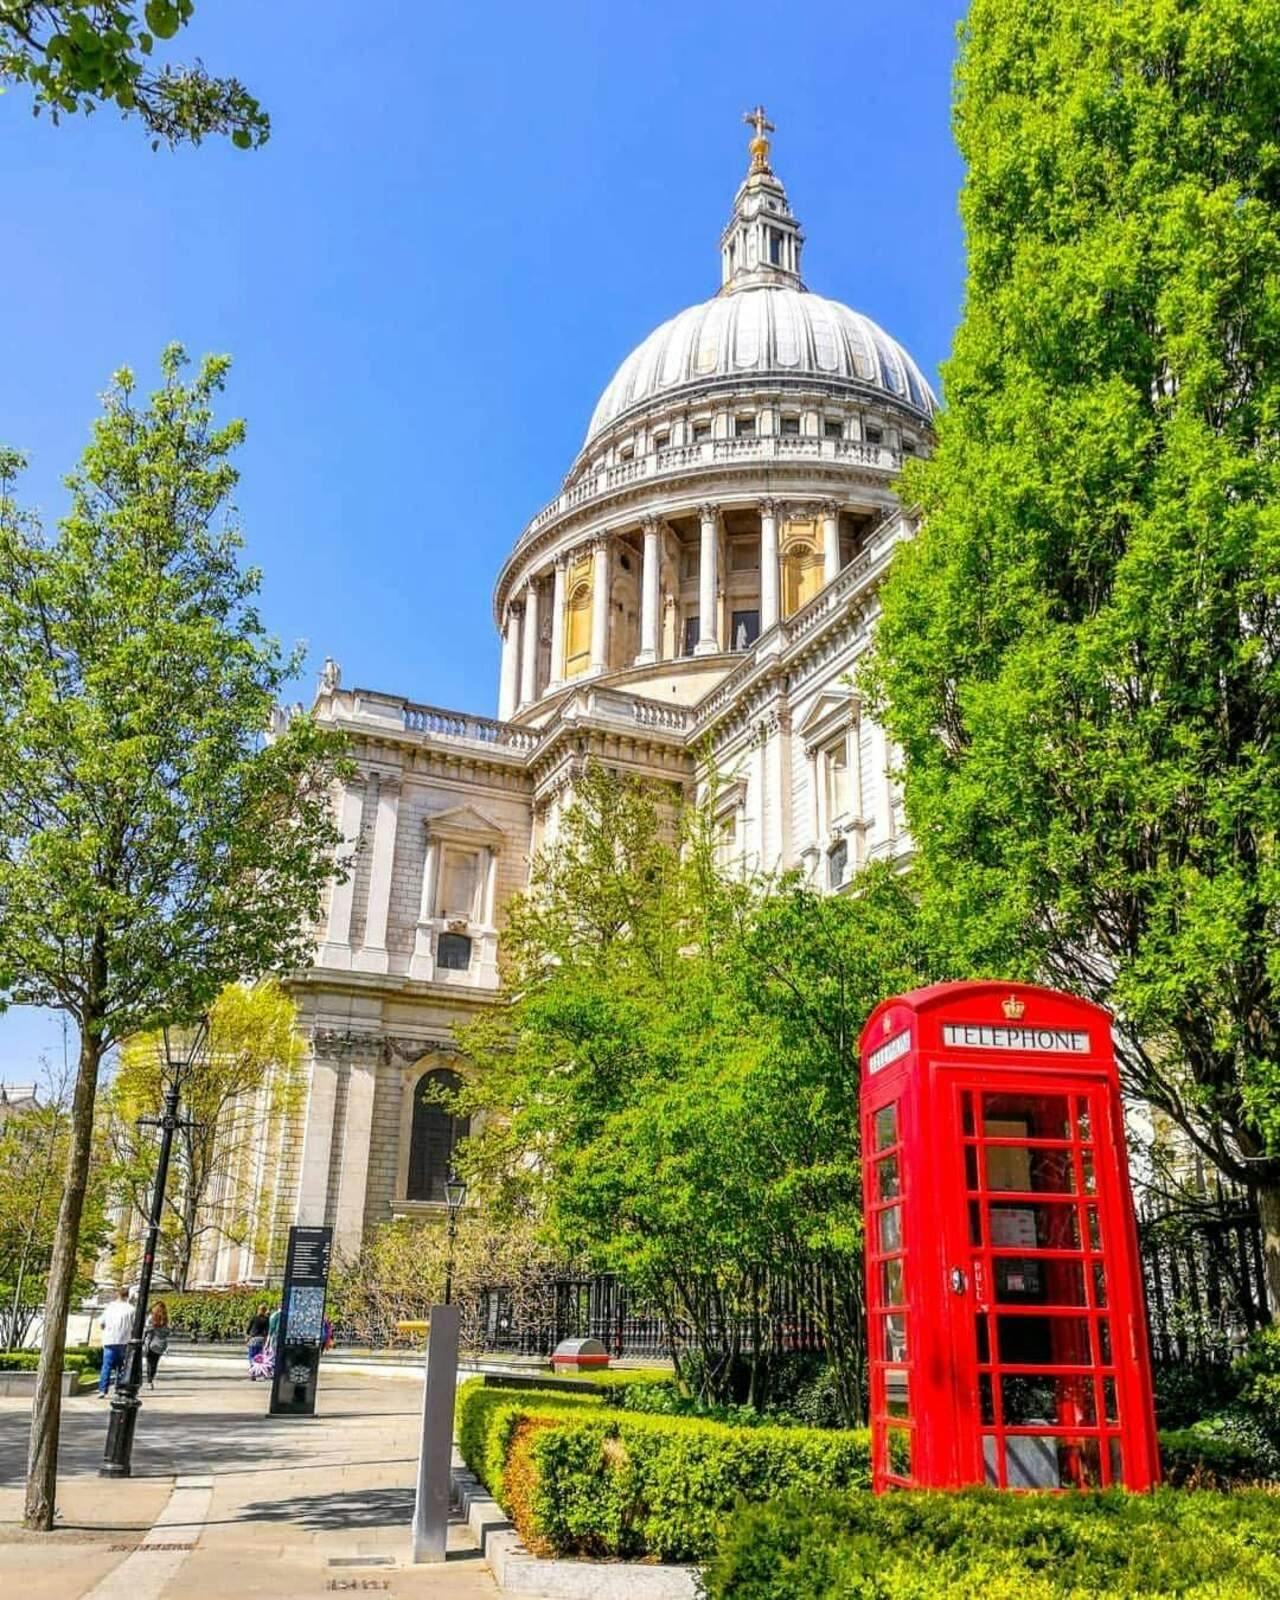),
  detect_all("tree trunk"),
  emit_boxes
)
[24,1020,103,1531]
[1256,1180,1280,1324]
